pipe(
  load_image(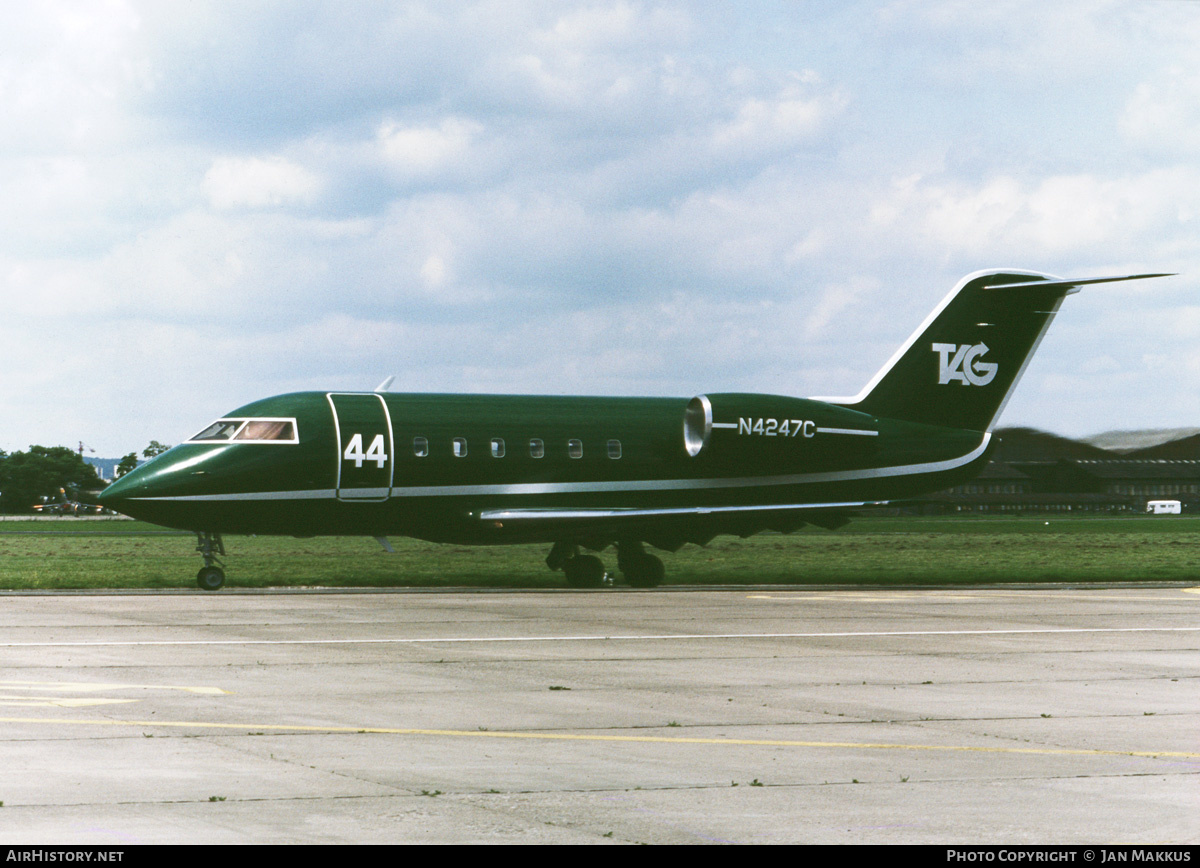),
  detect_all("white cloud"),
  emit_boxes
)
[1122,66,1200,153]
[710,89,841,157]
[874,0,1134,85]
[0,1,146,150]
[801,277,876,340]
[420,254,449,288]
[534,1,691,53]
[376,117,483,180]
[870,169,1200,259]
[5,2,1200,453]
[201,156,322,210]
[539,2,639,49]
